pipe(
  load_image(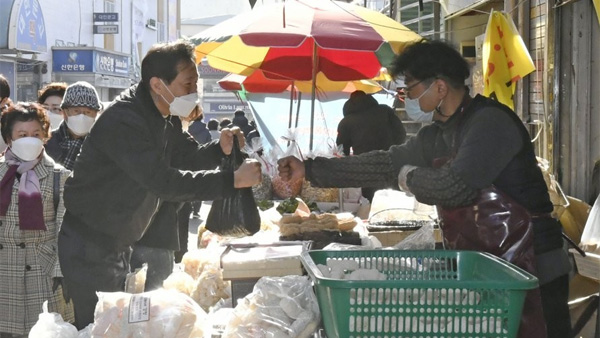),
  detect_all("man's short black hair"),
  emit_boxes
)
[208,118,219,131]
[141,40,196,89]
[390,40,471,89]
